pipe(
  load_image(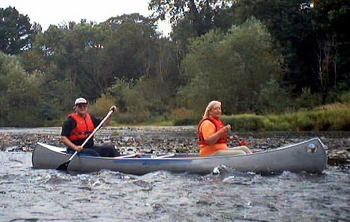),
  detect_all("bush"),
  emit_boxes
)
[222,114,264,131]
[220,103,350,131]
[171,108,201,126]
[295,87,321,110]
[314,103,350,130]
[340,91,350,103]
[292,113,315,131]
[174,118,199,126]
[89,95,115,117]
[262,115,291,131]
[116,111,151,125]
